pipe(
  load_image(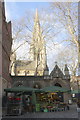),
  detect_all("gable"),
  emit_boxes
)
[50,65,64,78]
